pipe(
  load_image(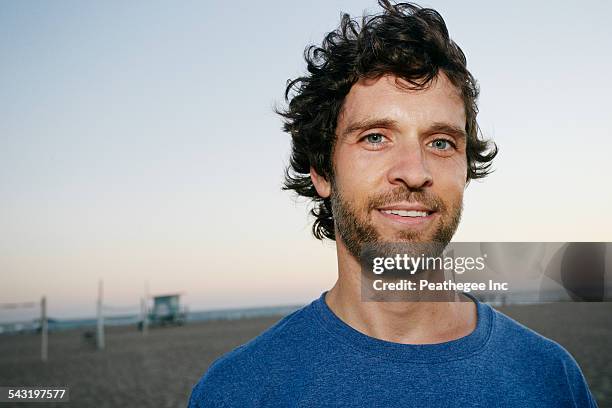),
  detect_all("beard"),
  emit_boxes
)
[330,180,463,263]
